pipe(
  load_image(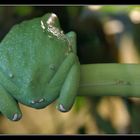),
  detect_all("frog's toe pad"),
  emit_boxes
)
[57,104,66,112]
[12,113,22,121]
